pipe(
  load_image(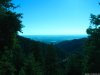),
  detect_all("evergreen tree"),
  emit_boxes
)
[83,13,100,74]
[0,0,23,74]
[0,0,22,50]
